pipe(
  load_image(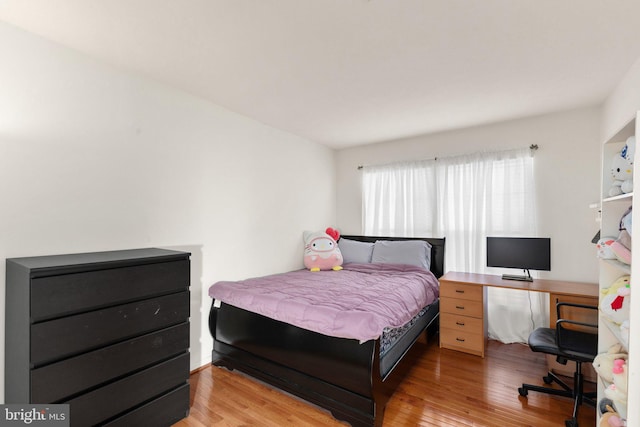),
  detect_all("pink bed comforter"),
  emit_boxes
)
[208,263,439,342]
